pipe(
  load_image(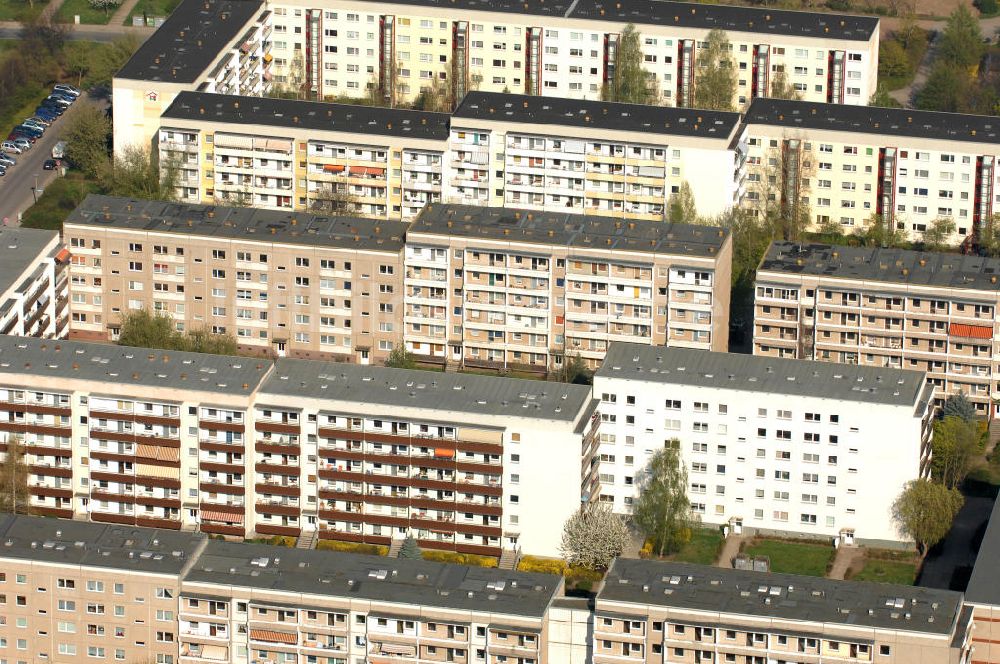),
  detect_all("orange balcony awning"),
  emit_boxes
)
[249,628,296,644]
[136,444,180,462]
[202,509,244,524]
[55,248,71,263]
[323,164,345,173]
[948,323,992,340]
[434,448,455,459]
[351,166,385,177]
